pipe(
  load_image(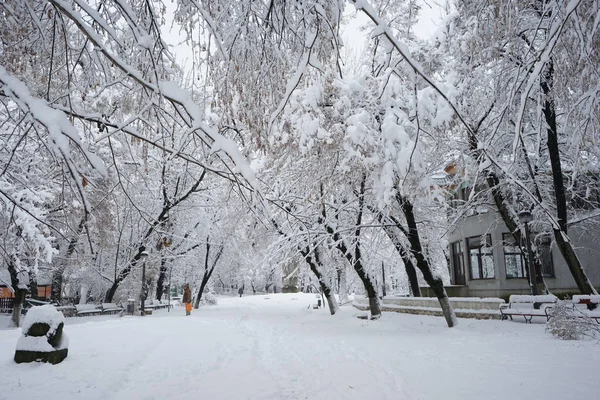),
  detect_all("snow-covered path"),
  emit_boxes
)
[0,293,598,400]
